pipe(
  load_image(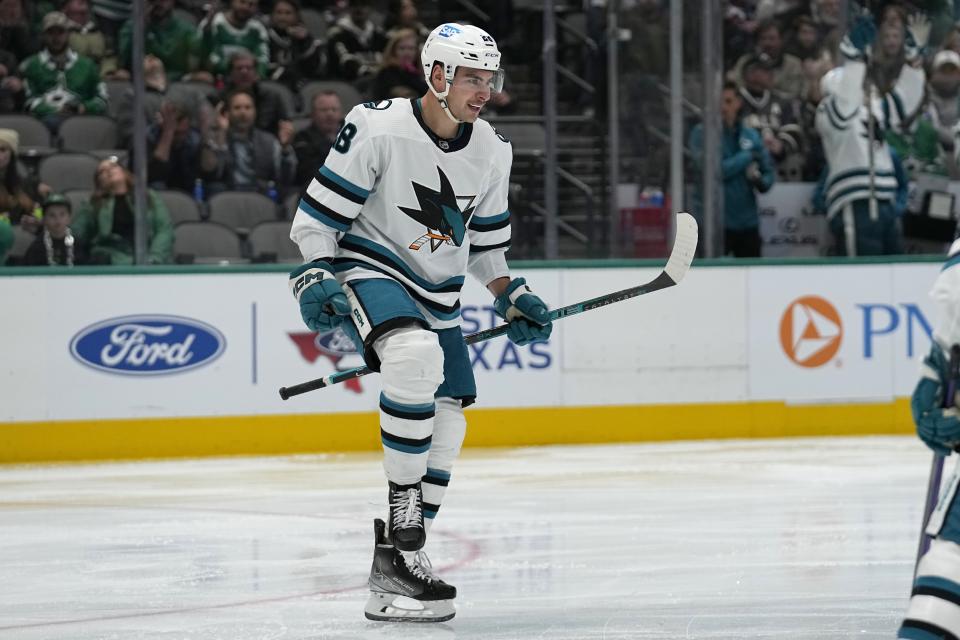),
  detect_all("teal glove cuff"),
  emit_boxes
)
[289,260,351,333]
[494,277,553,346]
